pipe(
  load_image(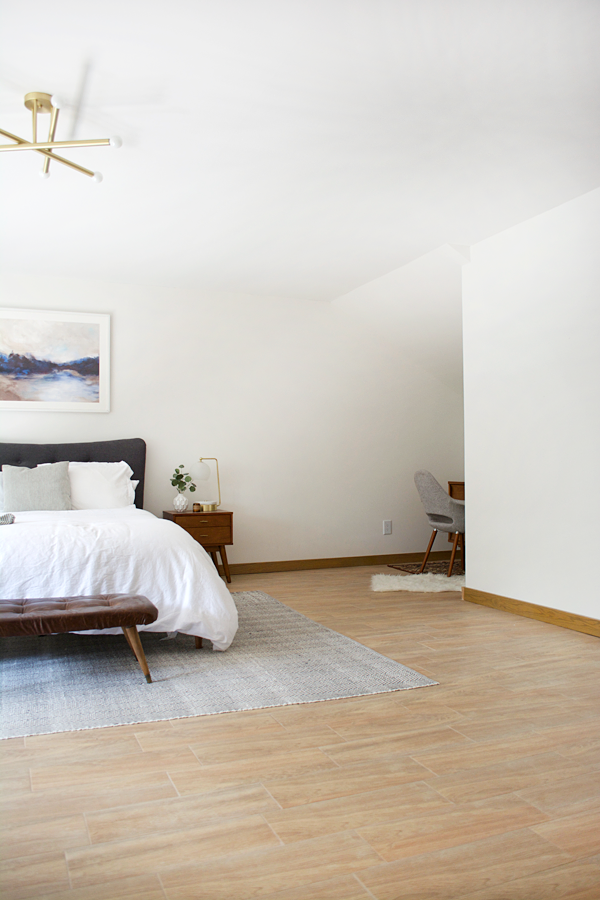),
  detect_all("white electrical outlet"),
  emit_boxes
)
[383,520,392,535]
